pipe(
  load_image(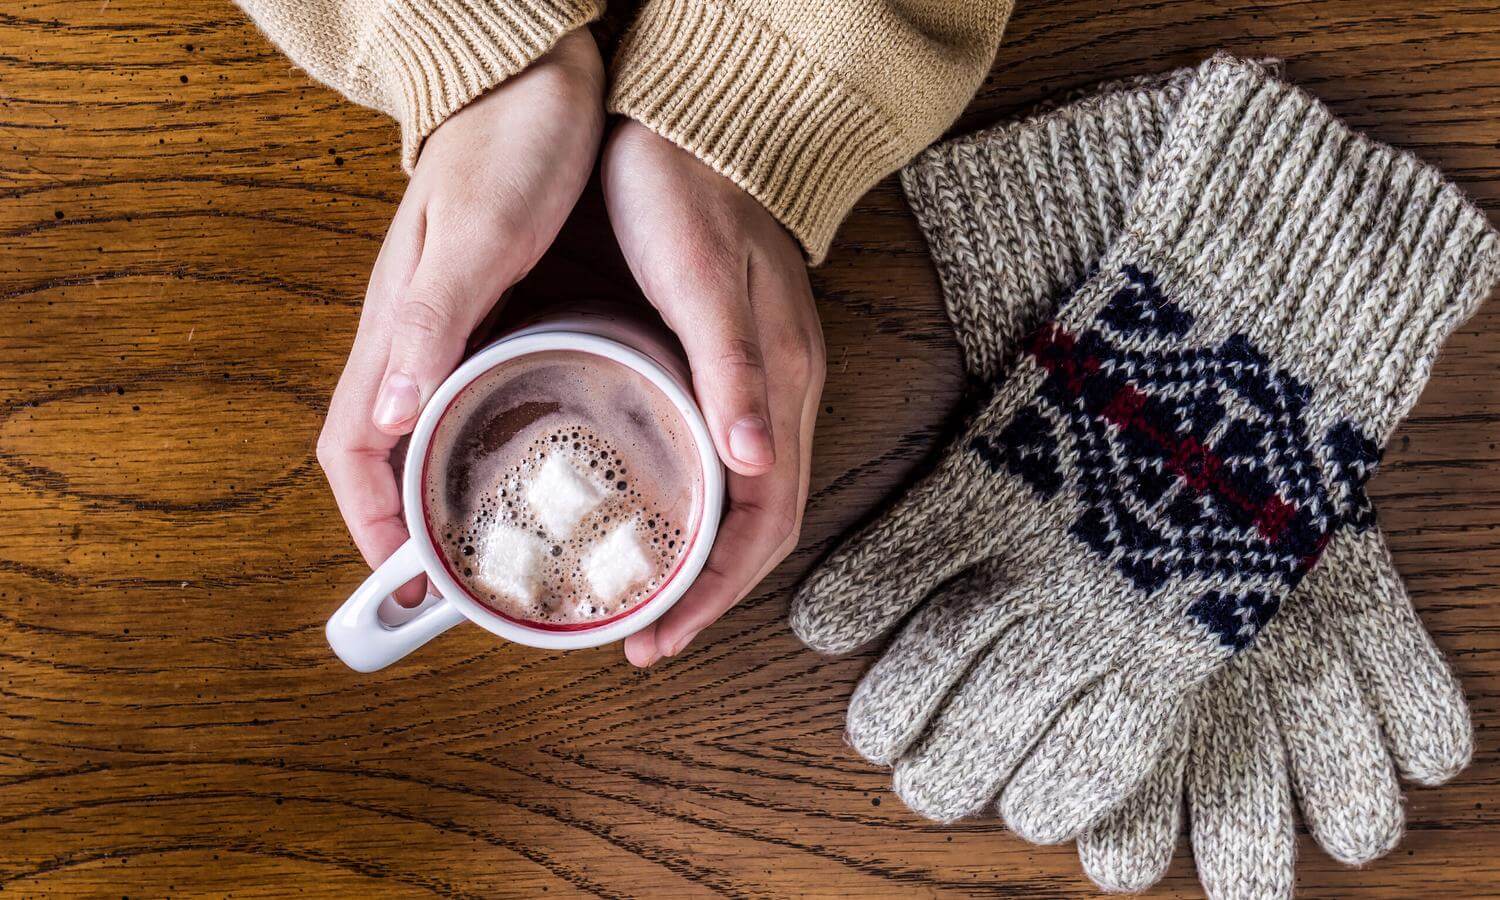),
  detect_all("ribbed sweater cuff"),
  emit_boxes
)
[607,0,905,264]
[362,0,603,172]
